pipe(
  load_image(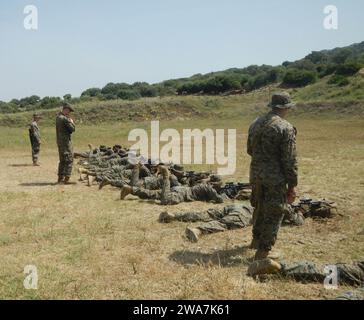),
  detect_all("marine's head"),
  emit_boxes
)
[170,164,185,177]
[209,174,223,190]
[113,144,122,153]
[209,174,222,183]
[61,102,74,116]
[33,113,42,121]
[268,92,295,118]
